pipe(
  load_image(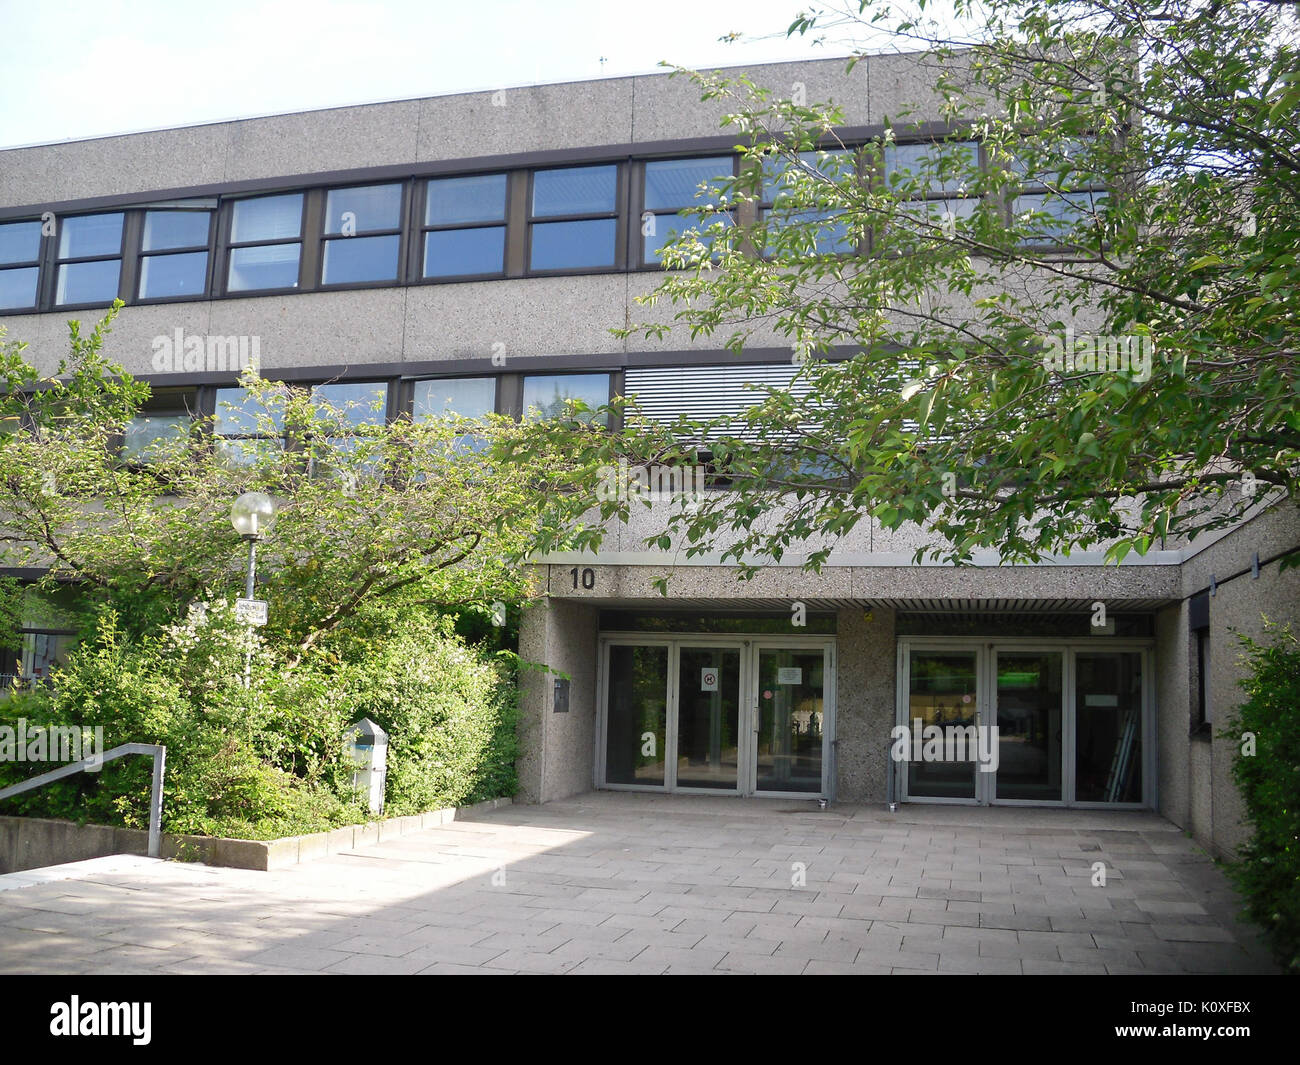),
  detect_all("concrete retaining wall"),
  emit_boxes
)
[0,796,513,874]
